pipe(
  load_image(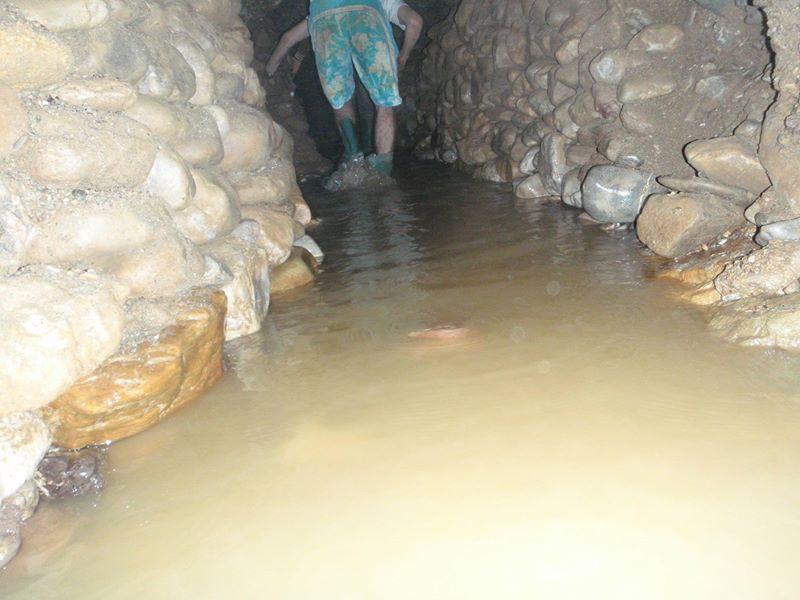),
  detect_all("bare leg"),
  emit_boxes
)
[374,105,396,155]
